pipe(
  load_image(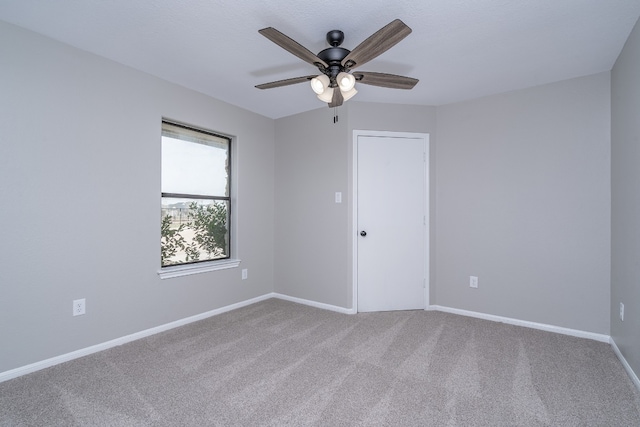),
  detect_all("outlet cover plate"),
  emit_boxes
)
[73,298,86,316]
[470,276,479,288]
